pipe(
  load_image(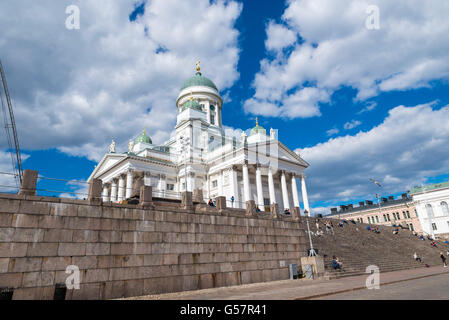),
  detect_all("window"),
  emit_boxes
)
[360,217,364,223]
[210,105,215,111]
[447,221,449,228]
[375,216,379,223]
[406,211,410,219]
[263,198,270,206]
[409,223,414,231]
[441,201,449,216]
[212,180,218,188]
[403,211,407,219]
[167,184,174,191]
[383,214,387,222]
[182,182,186,190]
[431,223,437,231]
[415,209,418,217]
[386,214,391,222]
[426,204,434,218]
